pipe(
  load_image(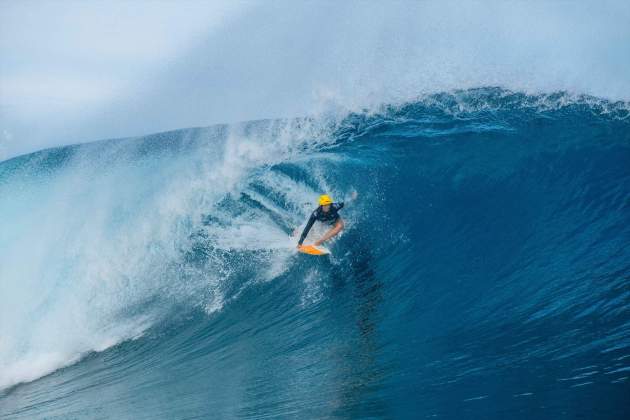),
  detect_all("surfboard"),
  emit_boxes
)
[298,244,331,256]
